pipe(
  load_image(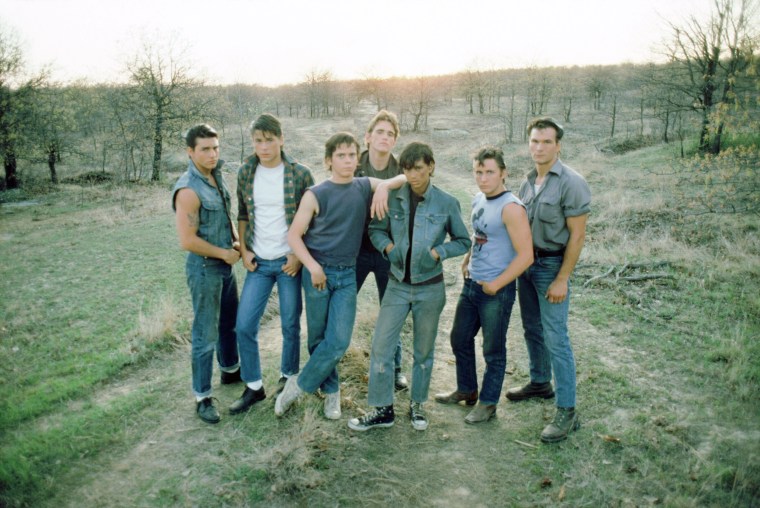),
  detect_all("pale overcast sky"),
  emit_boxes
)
[2,0,715,87]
